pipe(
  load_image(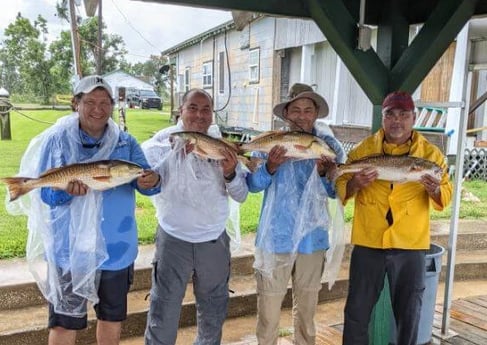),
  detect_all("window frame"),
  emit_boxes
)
[202,61,213,88]
[218,52,225,94]
[184,67,191,92]
[249,47,260,84]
